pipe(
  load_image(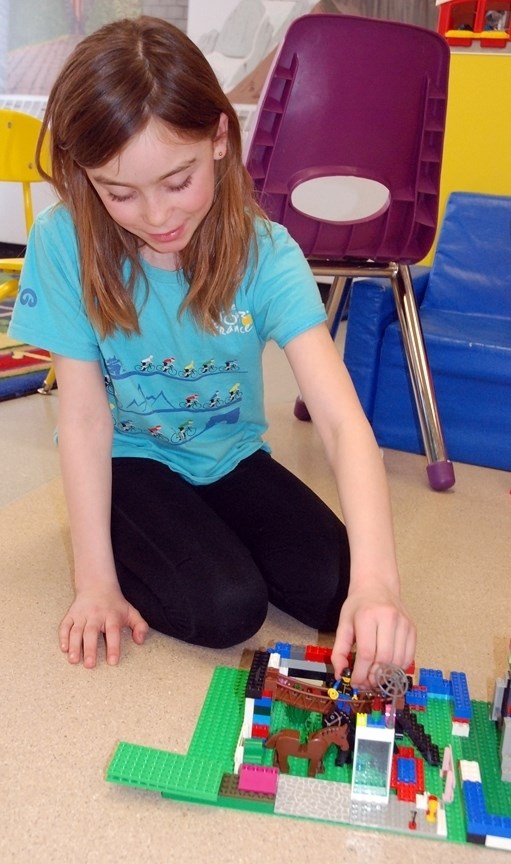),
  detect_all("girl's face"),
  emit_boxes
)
[84,115,228,270]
